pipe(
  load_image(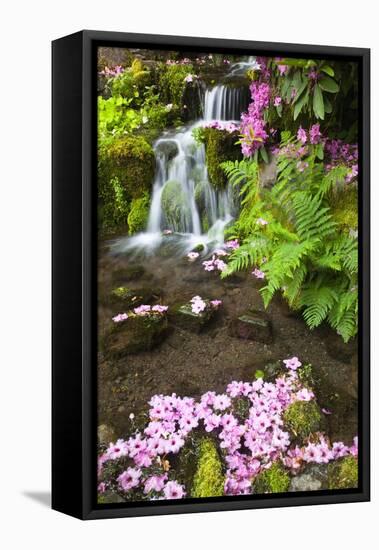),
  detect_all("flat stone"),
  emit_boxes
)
[289,465,329,492]
[230,310,273,344]
[171,303,215,333]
